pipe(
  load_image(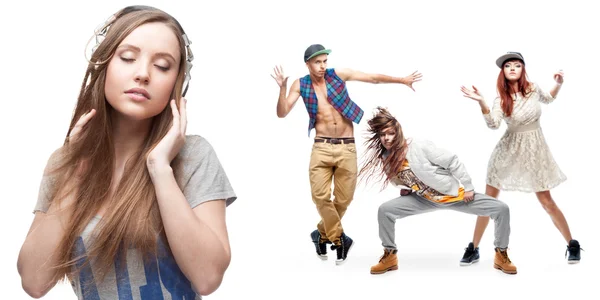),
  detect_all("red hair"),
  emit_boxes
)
[496,59,532,117]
